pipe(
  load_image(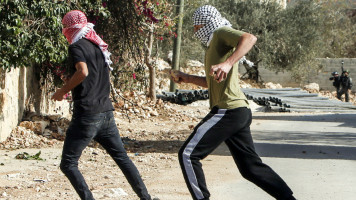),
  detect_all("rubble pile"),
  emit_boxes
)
[0,126,57,149]
[0,115,70,150]
[113,90,200,123]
